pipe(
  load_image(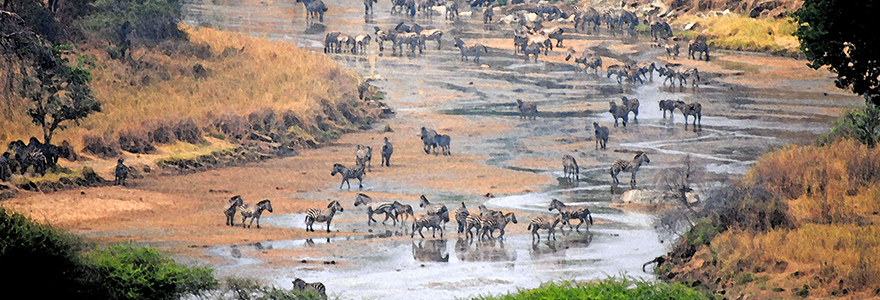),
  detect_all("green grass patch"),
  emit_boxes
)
[471,277,714,300]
